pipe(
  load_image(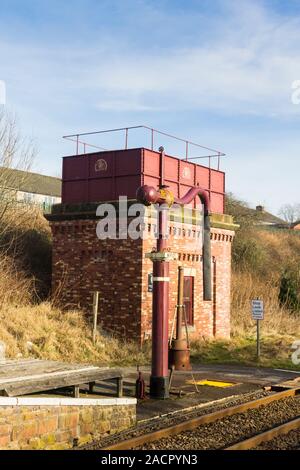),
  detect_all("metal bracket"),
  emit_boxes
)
[145,252,178,262]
